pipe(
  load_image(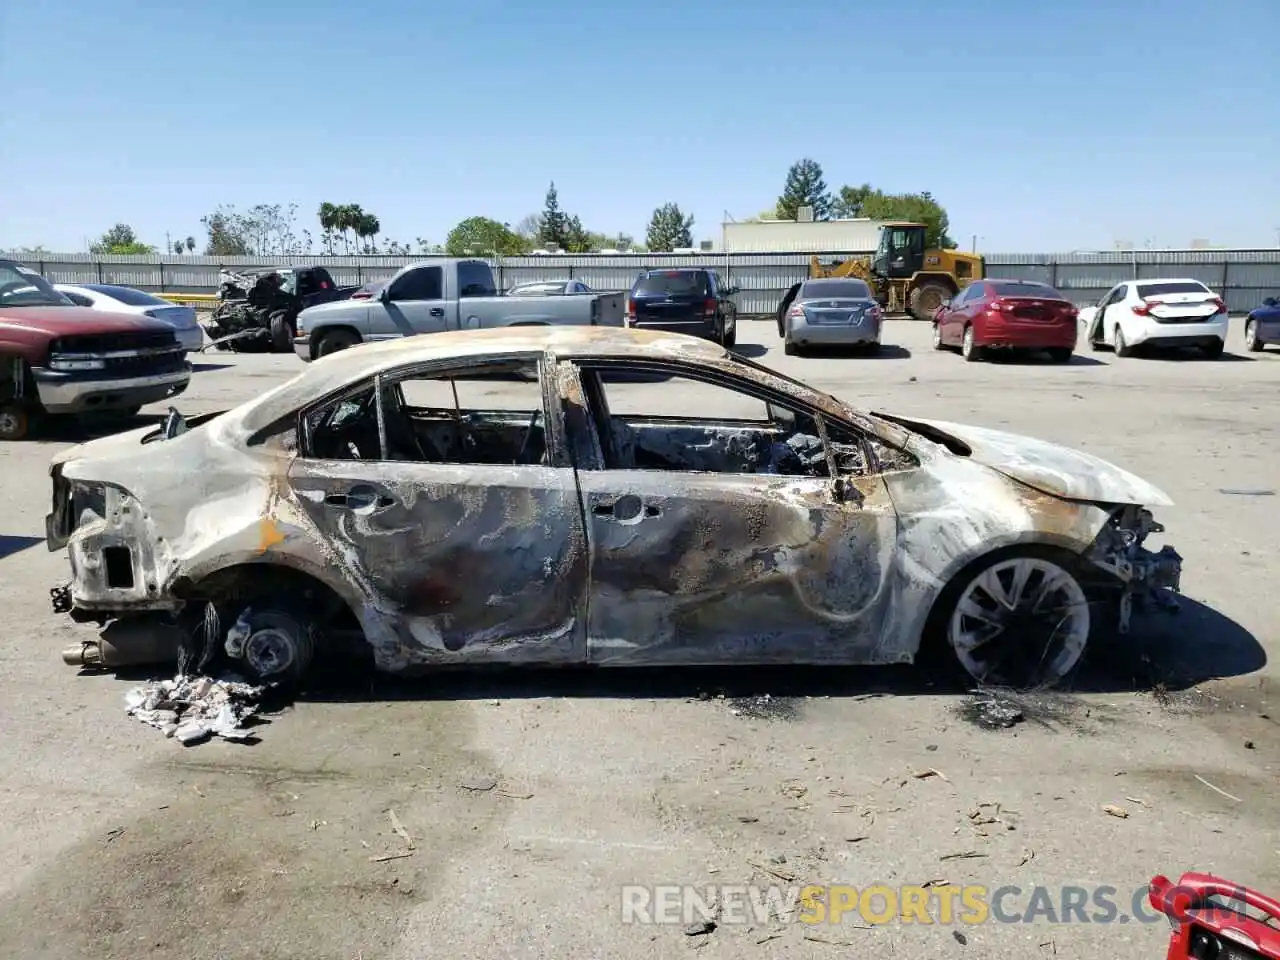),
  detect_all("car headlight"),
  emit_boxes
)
[49,358,106,371]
